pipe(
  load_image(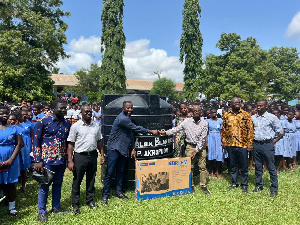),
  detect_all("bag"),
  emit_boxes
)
[32,168,55,185]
